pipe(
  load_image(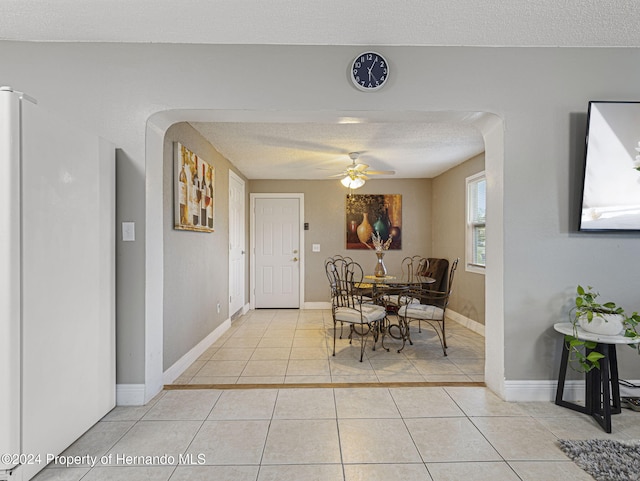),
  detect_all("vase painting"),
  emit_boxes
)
[356,213,373,244]
[346,194,402,250]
